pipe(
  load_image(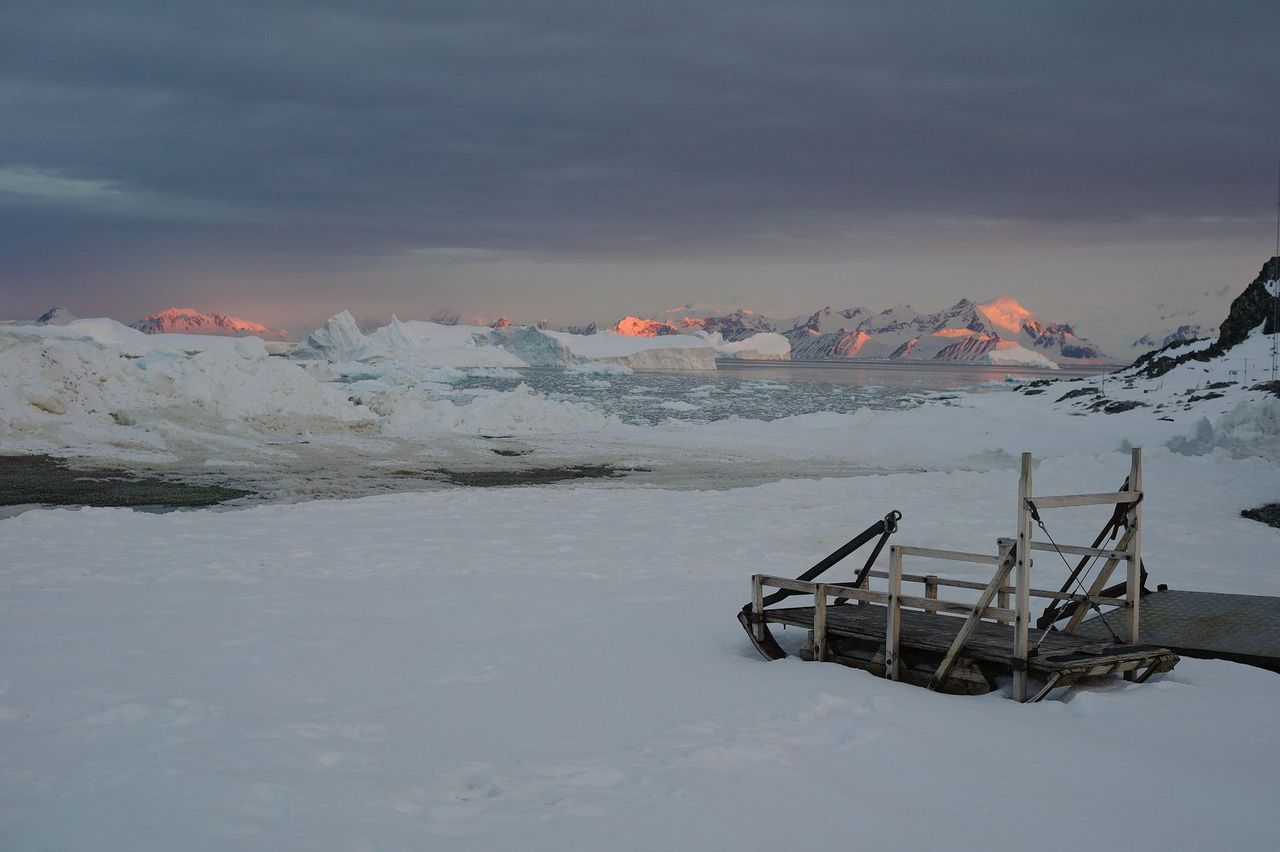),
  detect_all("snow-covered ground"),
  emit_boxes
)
[1,315,1278,849]
[1,453,1278,850]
